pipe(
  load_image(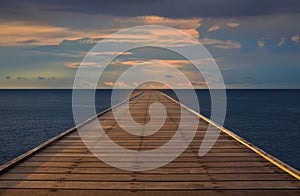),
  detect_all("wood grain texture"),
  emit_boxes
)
[0,90,299,195]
